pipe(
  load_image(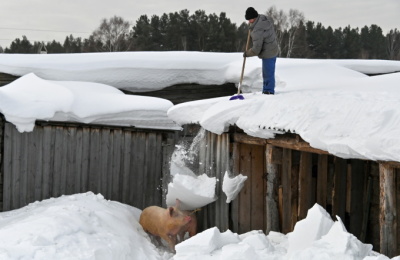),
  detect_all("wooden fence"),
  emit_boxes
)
[1,121,176,211]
